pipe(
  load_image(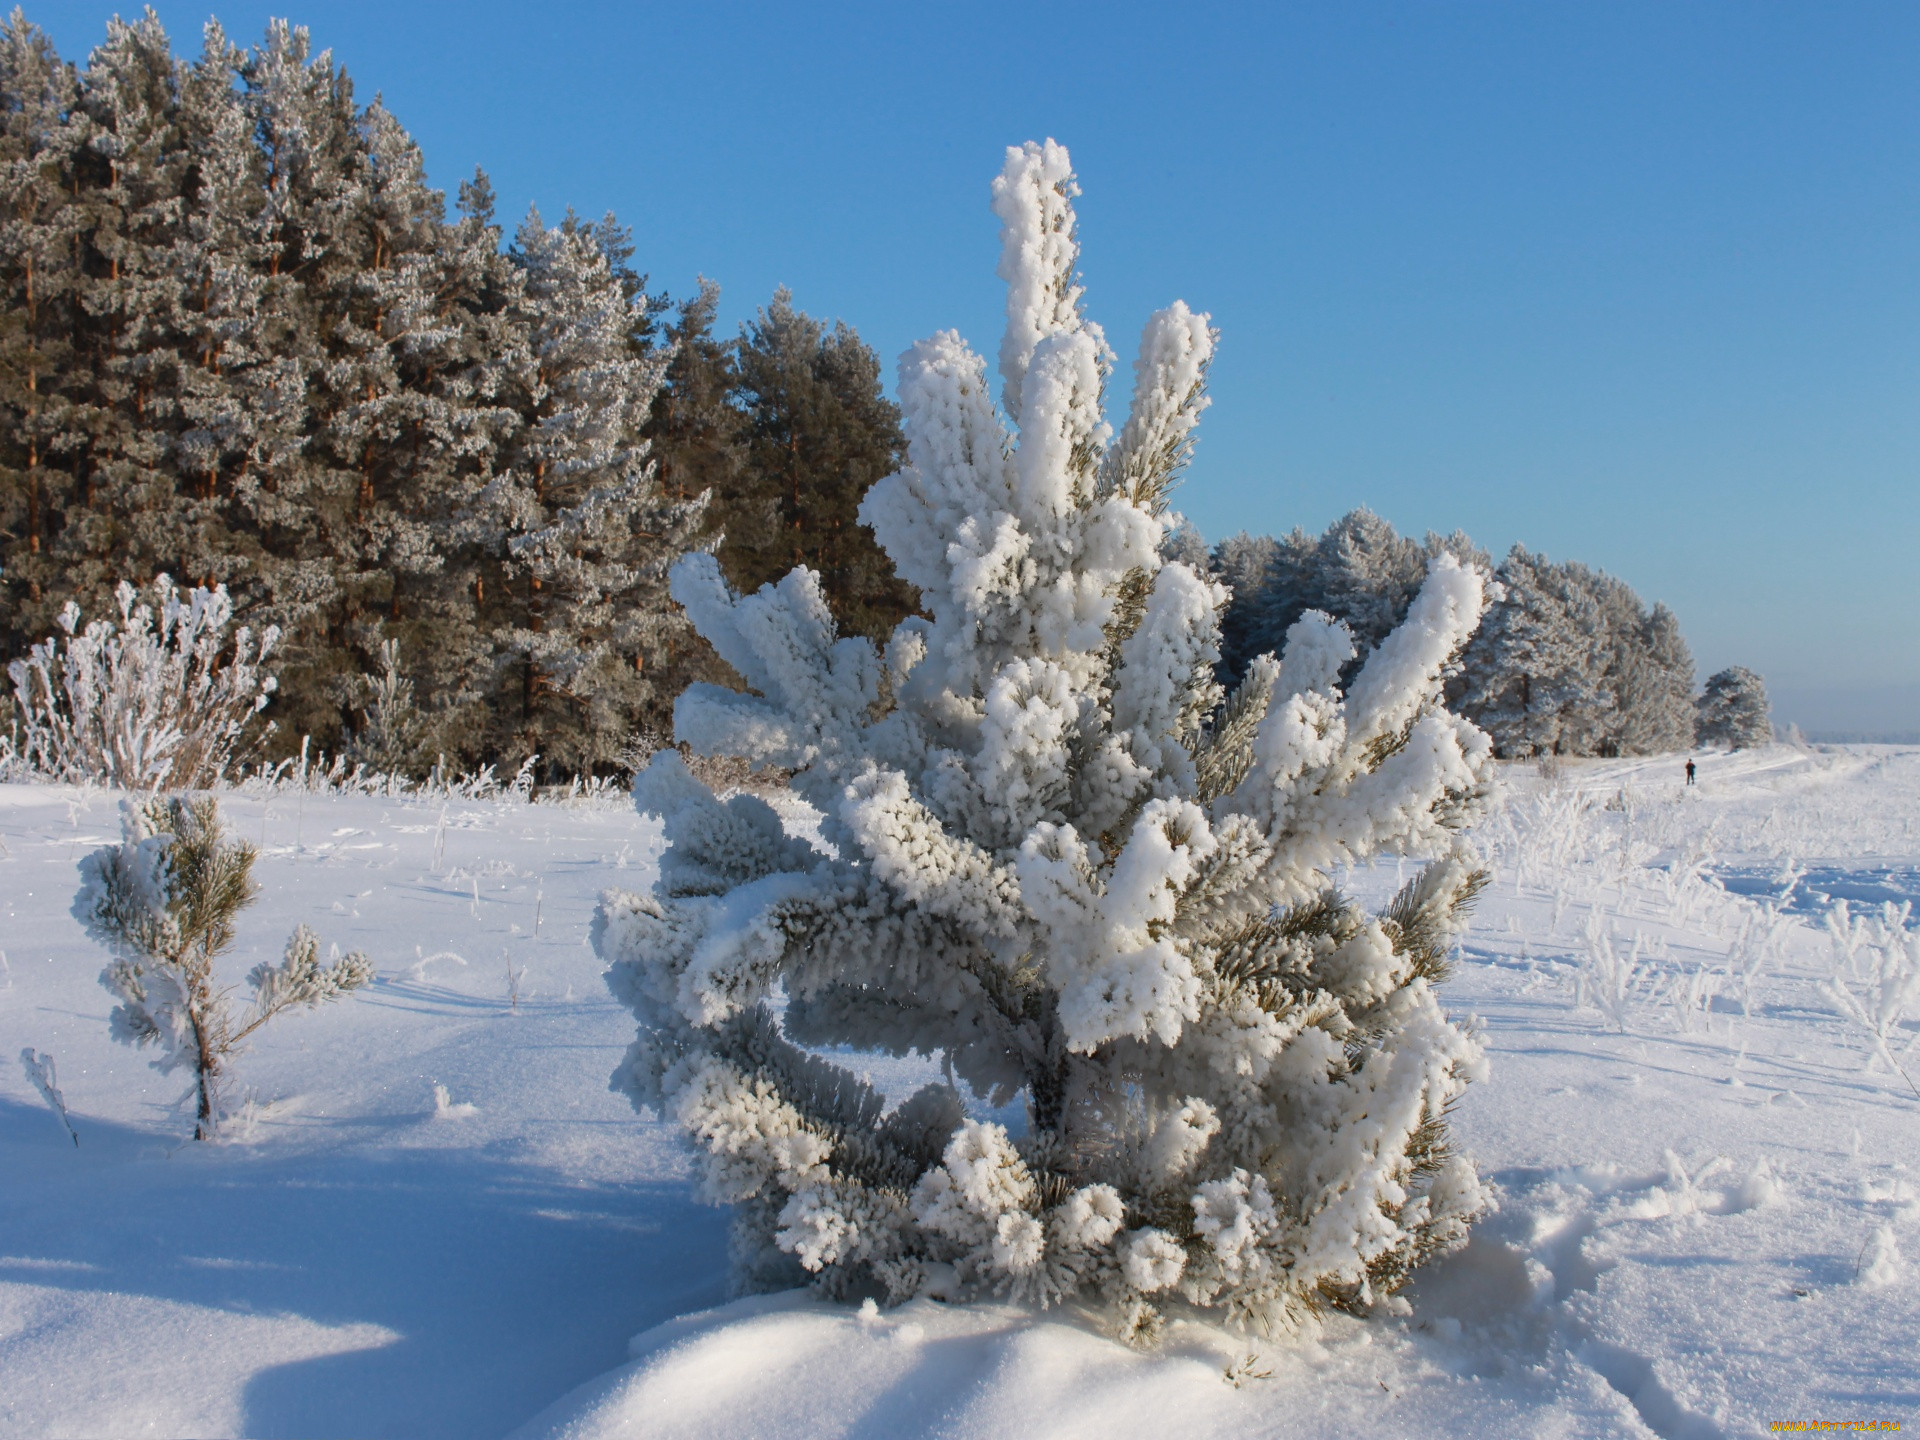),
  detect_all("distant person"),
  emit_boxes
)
[1685,758,1696,786]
